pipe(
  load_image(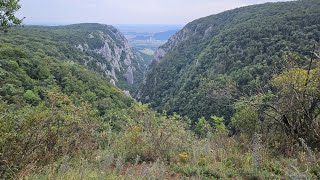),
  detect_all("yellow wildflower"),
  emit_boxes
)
[179,152,188,162]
